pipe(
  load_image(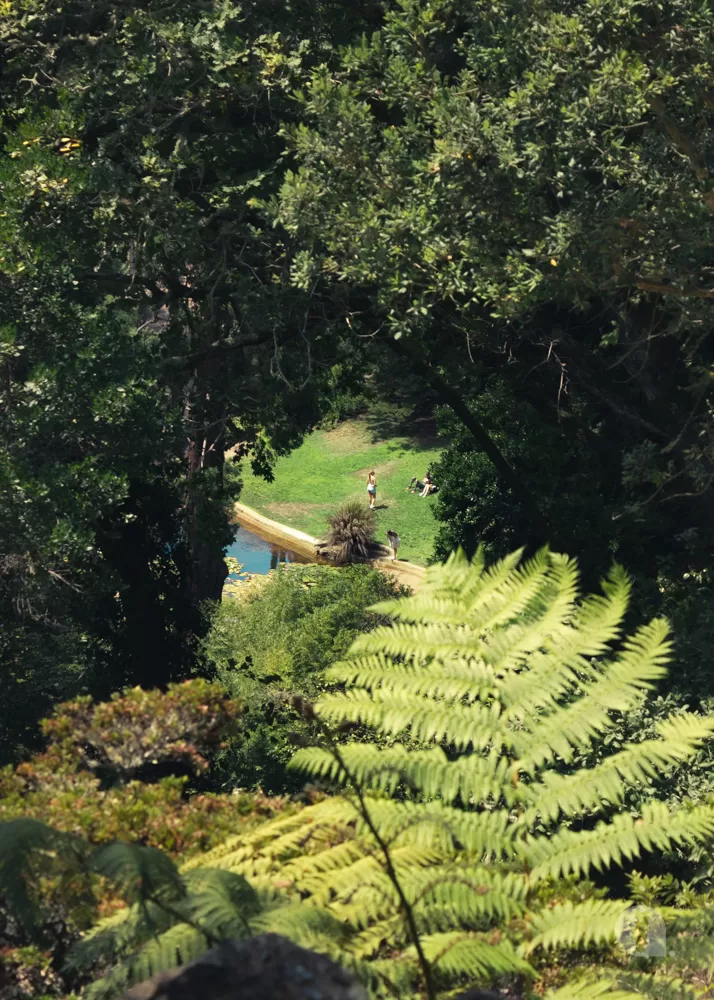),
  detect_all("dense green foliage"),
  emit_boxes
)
[0,0,376,763]
[277,0,714,685]
[4,1,714,995]
[205,564,403,792]
[8,551,714,1000]
[5,0,714,734]
[0,297,197,764]
[0,681,290,999]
